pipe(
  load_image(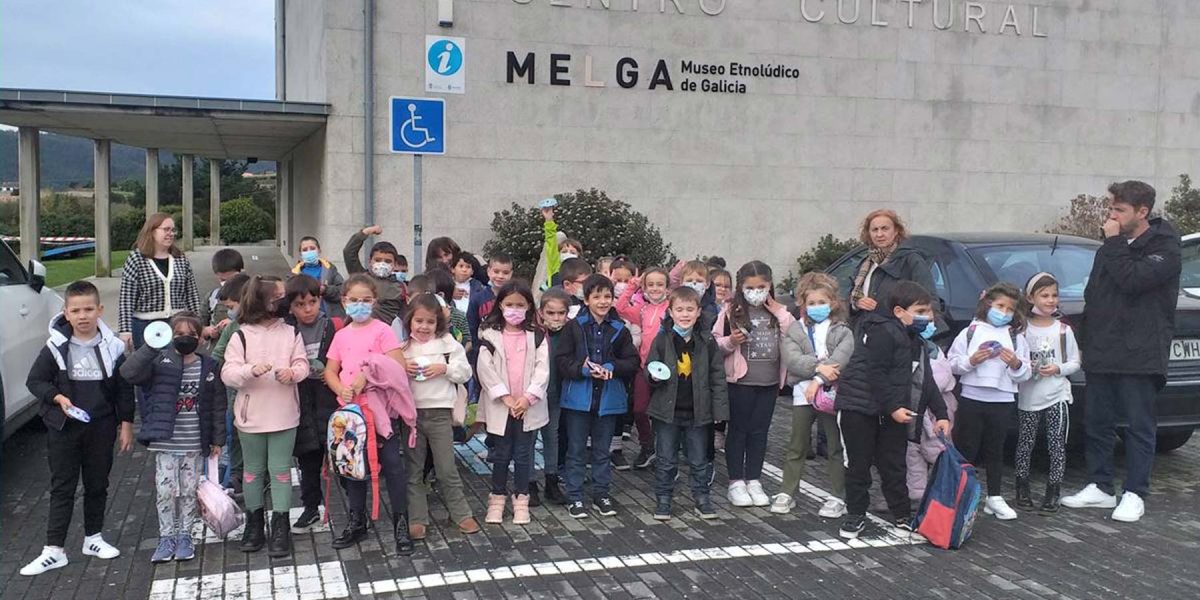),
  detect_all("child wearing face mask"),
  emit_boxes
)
[555,258,594,319]
[323,275,417,555]
[221,276,309,558]
[775,273,853,518]
[537,289,573,504]
[119,312,225,564]
[949,282,1031,522]
[713,261,795,509]
[475,282,551,525]
[677,261,718,328]
[645,286,729,521]
[834,281,950,540]
[615,267,673,470]
[400,294,480,538]
[292,236,345,318]
[343,225,409,324]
